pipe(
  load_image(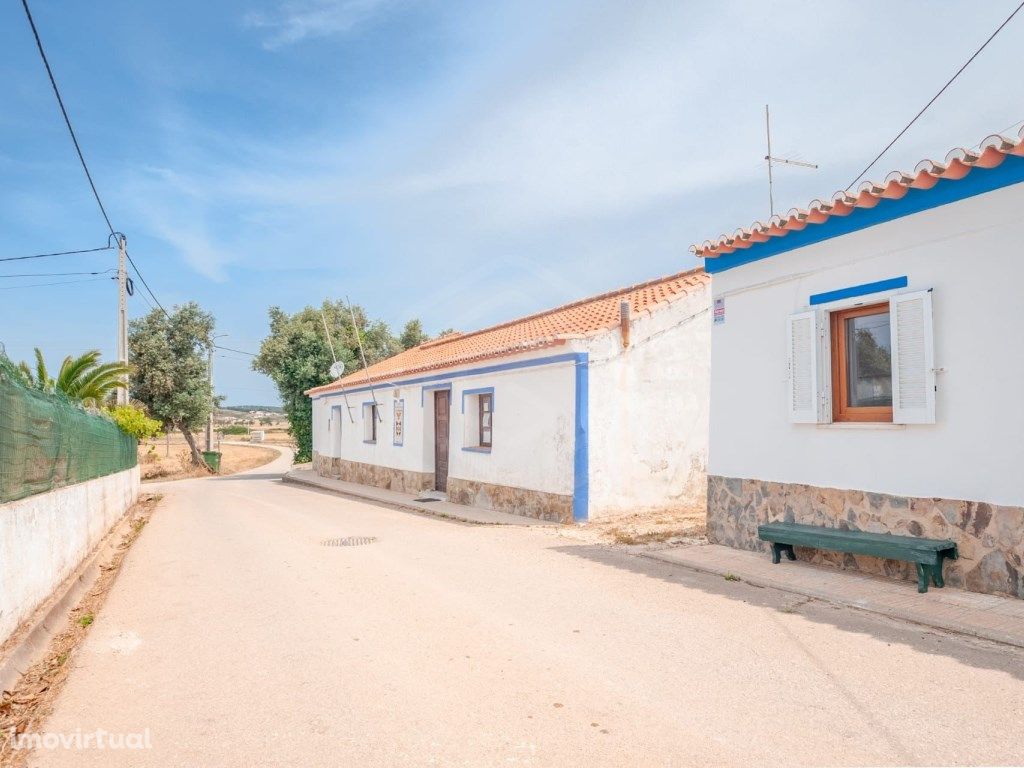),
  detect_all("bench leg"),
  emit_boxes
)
[770,543,782,564]
[783,544,796,561]
[932,556,946,588]
[915,563,931,594]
